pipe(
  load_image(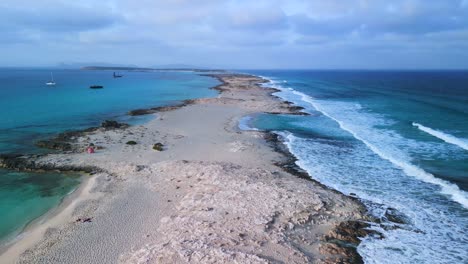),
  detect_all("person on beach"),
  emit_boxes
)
[86,144,95,154]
